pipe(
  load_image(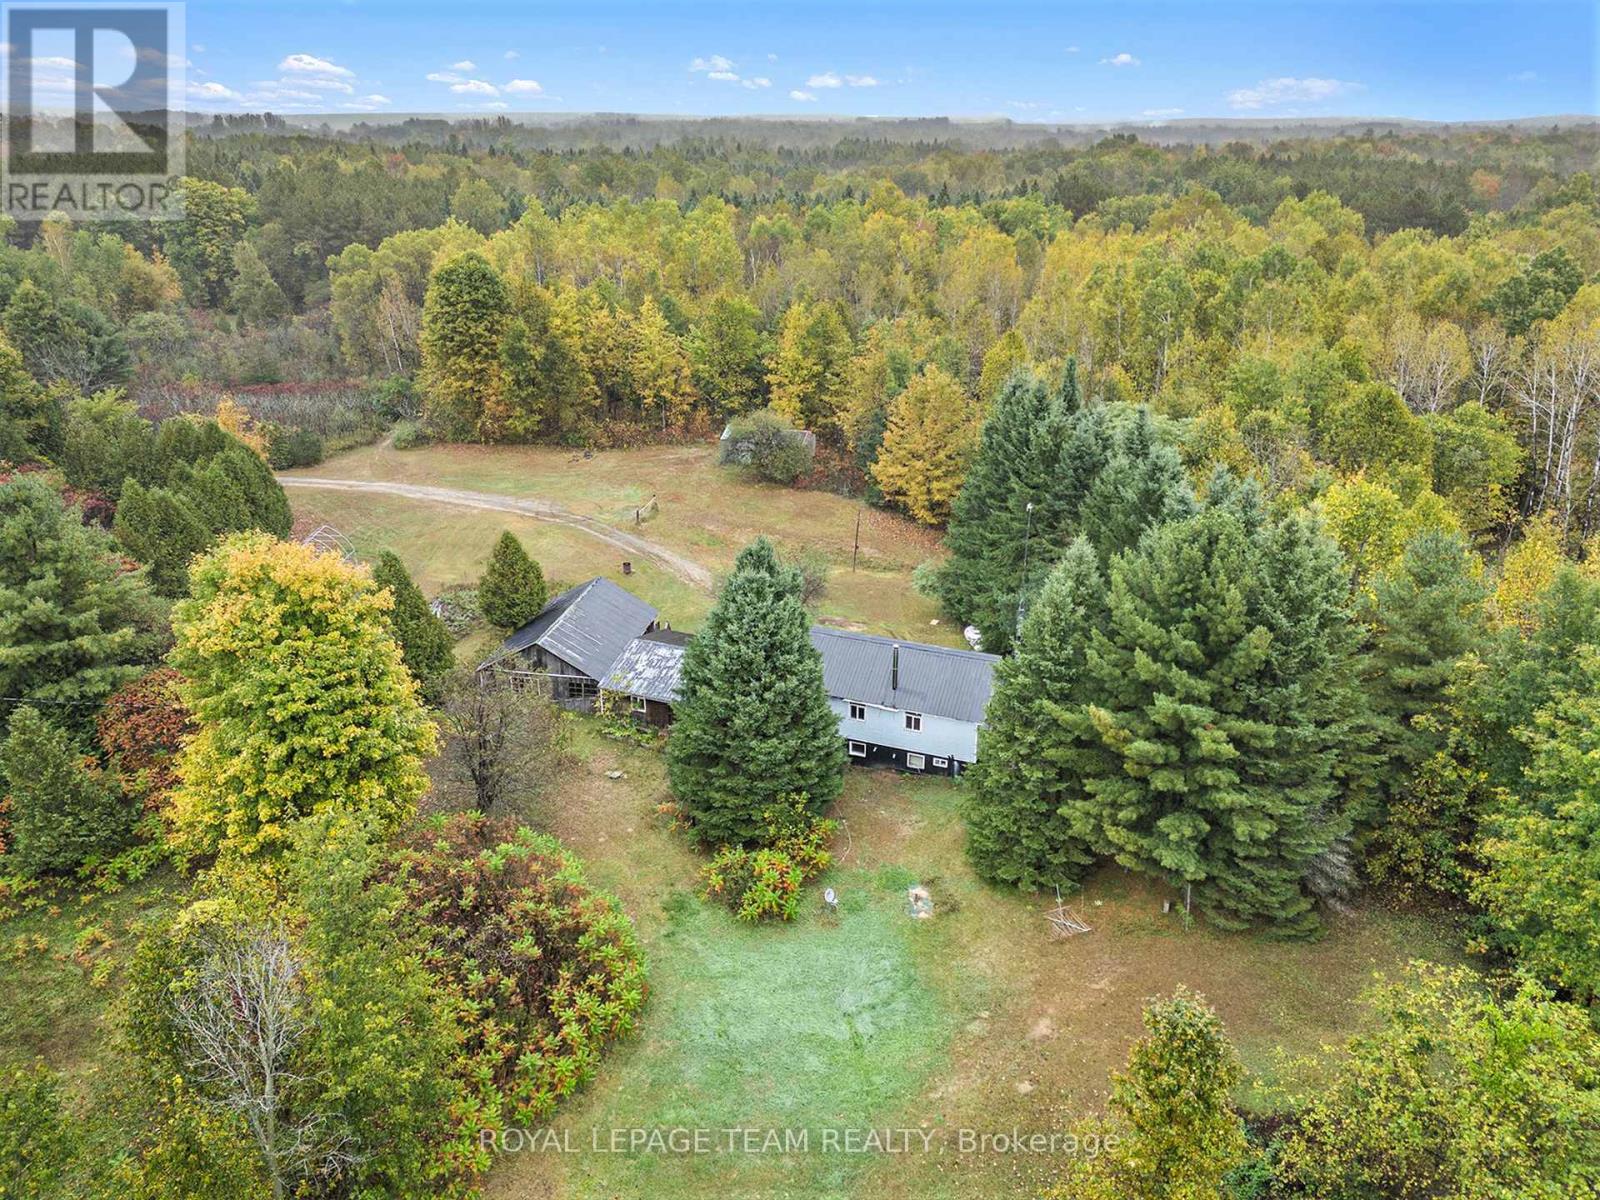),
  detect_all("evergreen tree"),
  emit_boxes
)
[478,532,547,630]
[0,478,162,736]
[963,540,1105,890]
[372,551,455,702]
[112,479,213,597]
[1070,988,1248,1200]
[935,365,1109,654]
[869,364,978,526]
[667,537,844,845]
[0,333,59,463]
[1082,498,1363,933]
[228,242,290,326]
[1365,528,1487,787]
[1078,407,1197,563]
[1,705,134,876]
[419,251,509,441]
